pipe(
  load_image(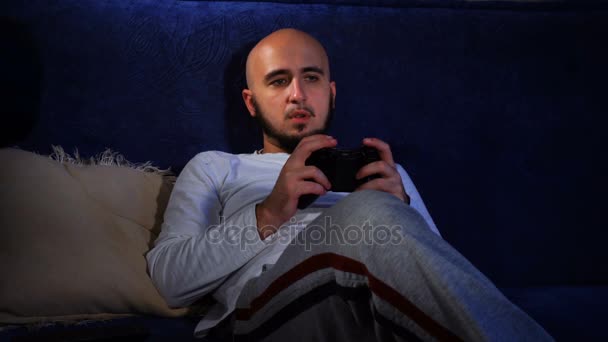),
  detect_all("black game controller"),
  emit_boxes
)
[297,146,381,209]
